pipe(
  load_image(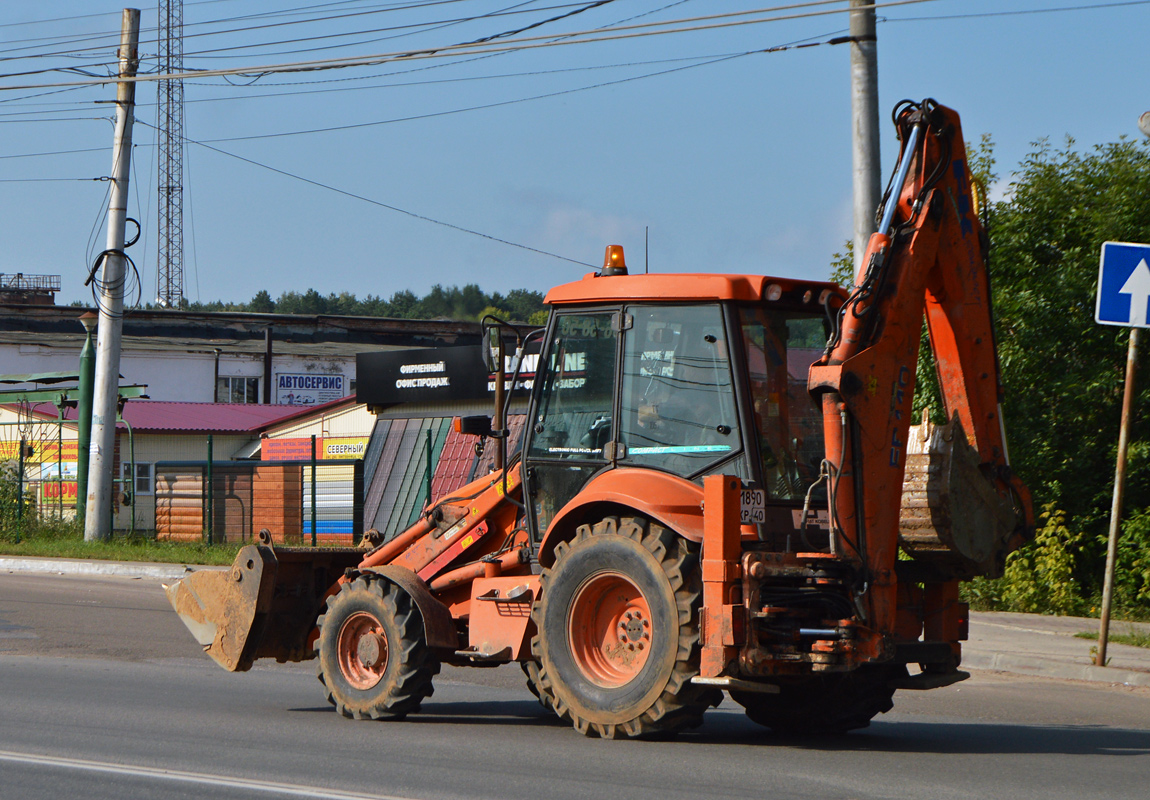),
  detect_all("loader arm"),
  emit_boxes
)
[166,465,530,672]
[809,100,1033,638]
